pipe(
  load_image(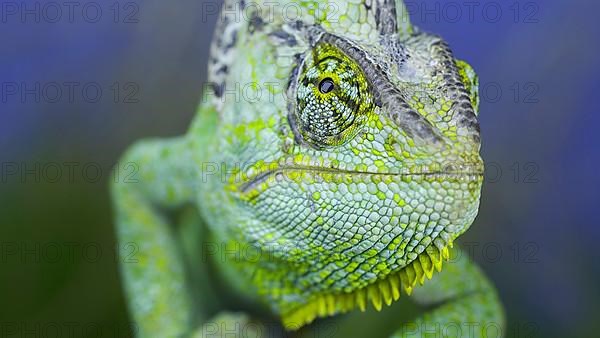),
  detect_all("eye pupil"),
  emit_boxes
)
[319,78,335,94]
